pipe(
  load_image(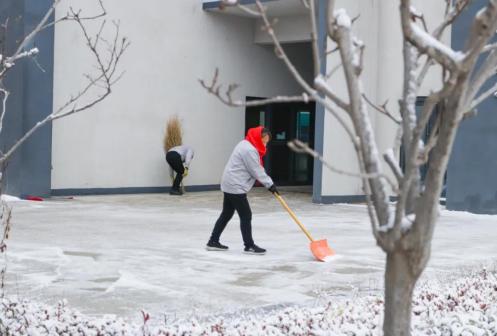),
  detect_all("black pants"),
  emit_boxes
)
[209,193,254,247]
[166,151,184,191]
